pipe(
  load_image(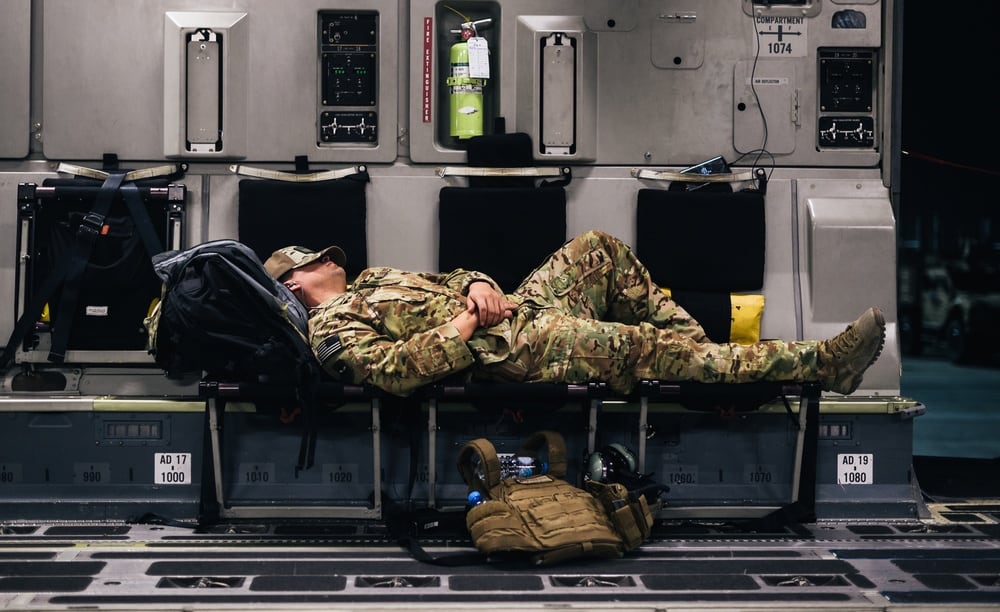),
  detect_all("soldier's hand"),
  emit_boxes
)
[451,309,480,341]
[466,281,516,327]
